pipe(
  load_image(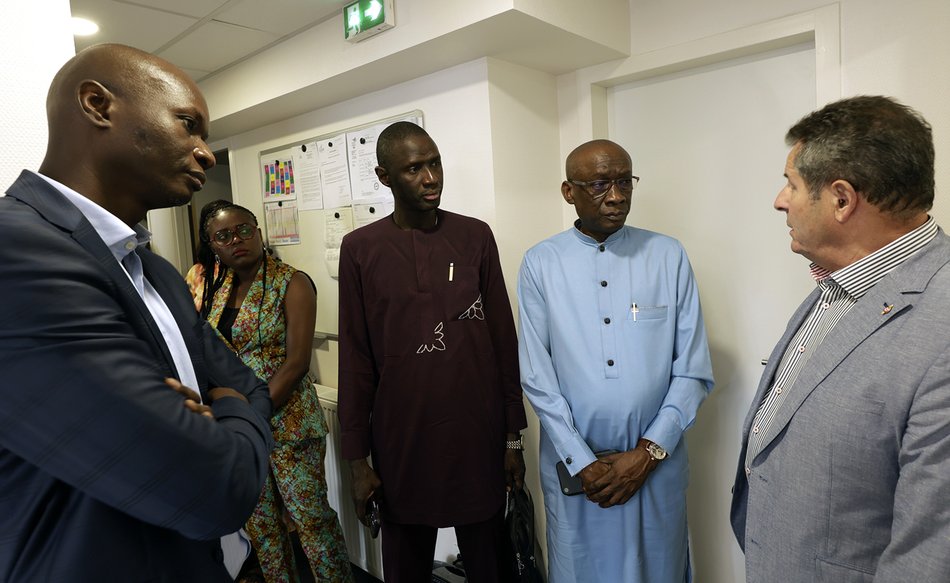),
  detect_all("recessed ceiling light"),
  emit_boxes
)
[72,17,99,37]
